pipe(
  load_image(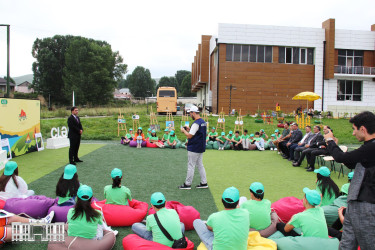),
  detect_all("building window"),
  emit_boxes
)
[338,50,363,67]
[337,80,362,101]
[226,44,272,63]
[279,47,314,65]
